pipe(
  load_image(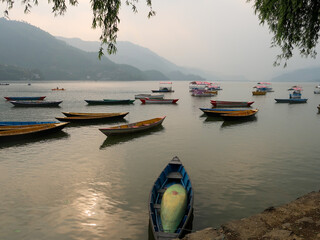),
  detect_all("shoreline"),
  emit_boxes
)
[181,190,320,240]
